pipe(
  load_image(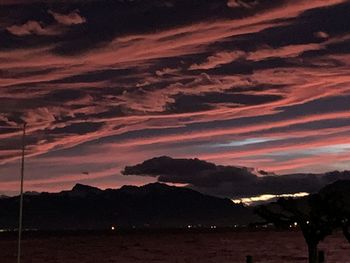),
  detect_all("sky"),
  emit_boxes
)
[1,0,350,196]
